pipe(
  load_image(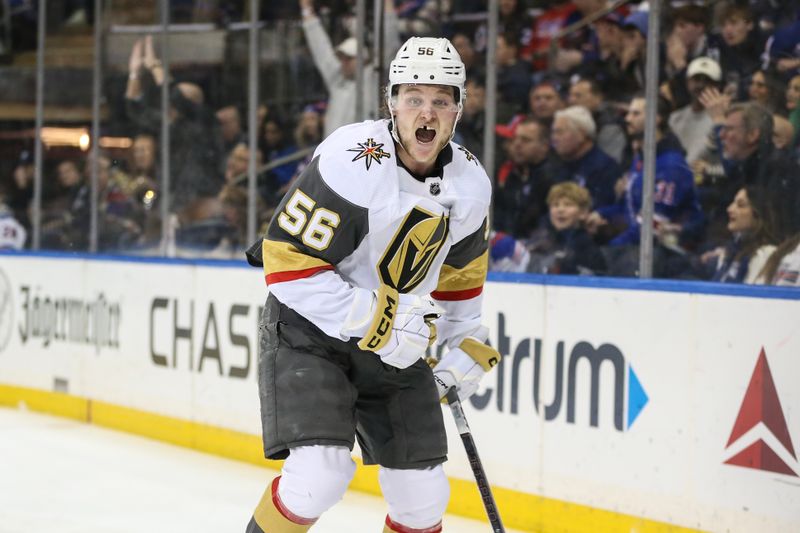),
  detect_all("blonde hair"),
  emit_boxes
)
[547,182,592,211]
